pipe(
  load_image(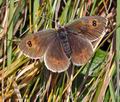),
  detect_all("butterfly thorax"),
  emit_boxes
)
[57,27,72,58]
